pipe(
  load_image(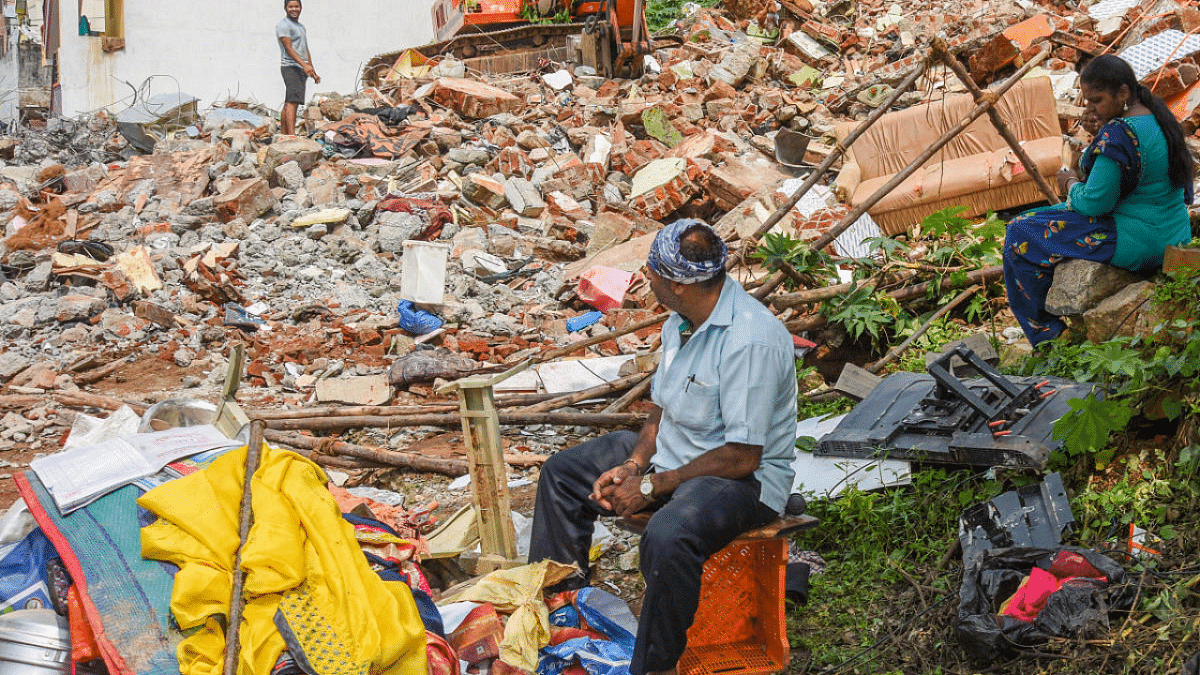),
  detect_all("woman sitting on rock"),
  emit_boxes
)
[1003,54,1194,346]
